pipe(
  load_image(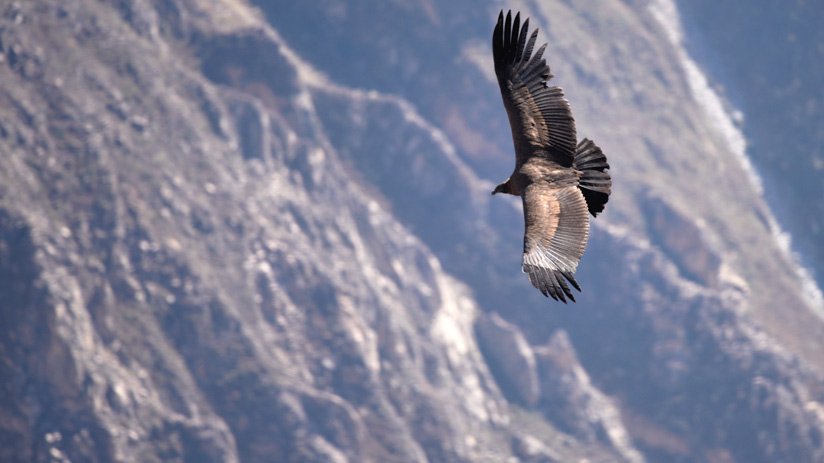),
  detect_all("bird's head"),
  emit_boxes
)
[492,179,511,196]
